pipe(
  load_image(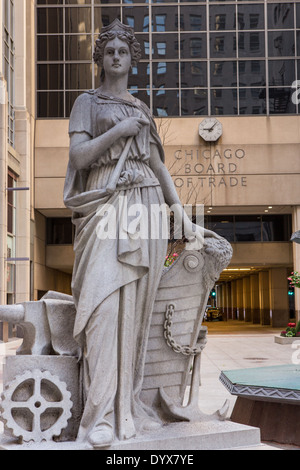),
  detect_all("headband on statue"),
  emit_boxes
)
[100,18,135,36]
